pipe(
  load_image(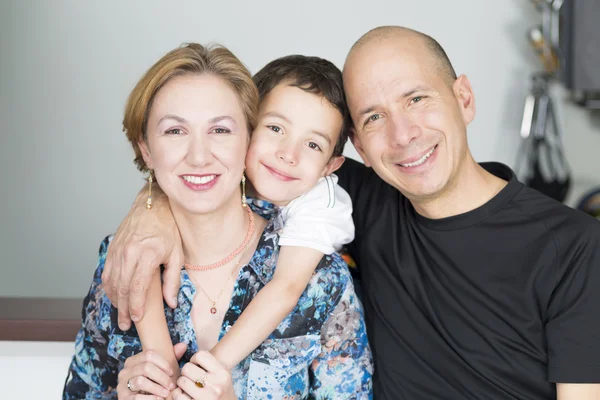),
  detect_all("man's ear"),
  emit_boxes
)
[138,140,153,169]
[322,155,345,177]
[349,128,372,167]
[453,74,476,126]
